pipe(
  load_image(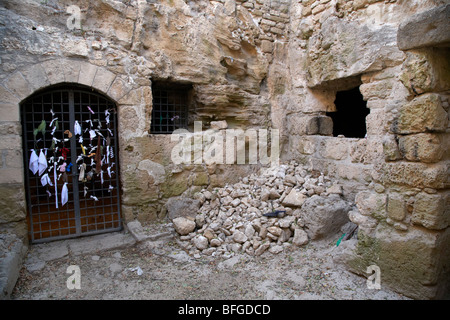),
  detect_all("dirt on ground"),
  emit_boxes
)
[11,225,409,300]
